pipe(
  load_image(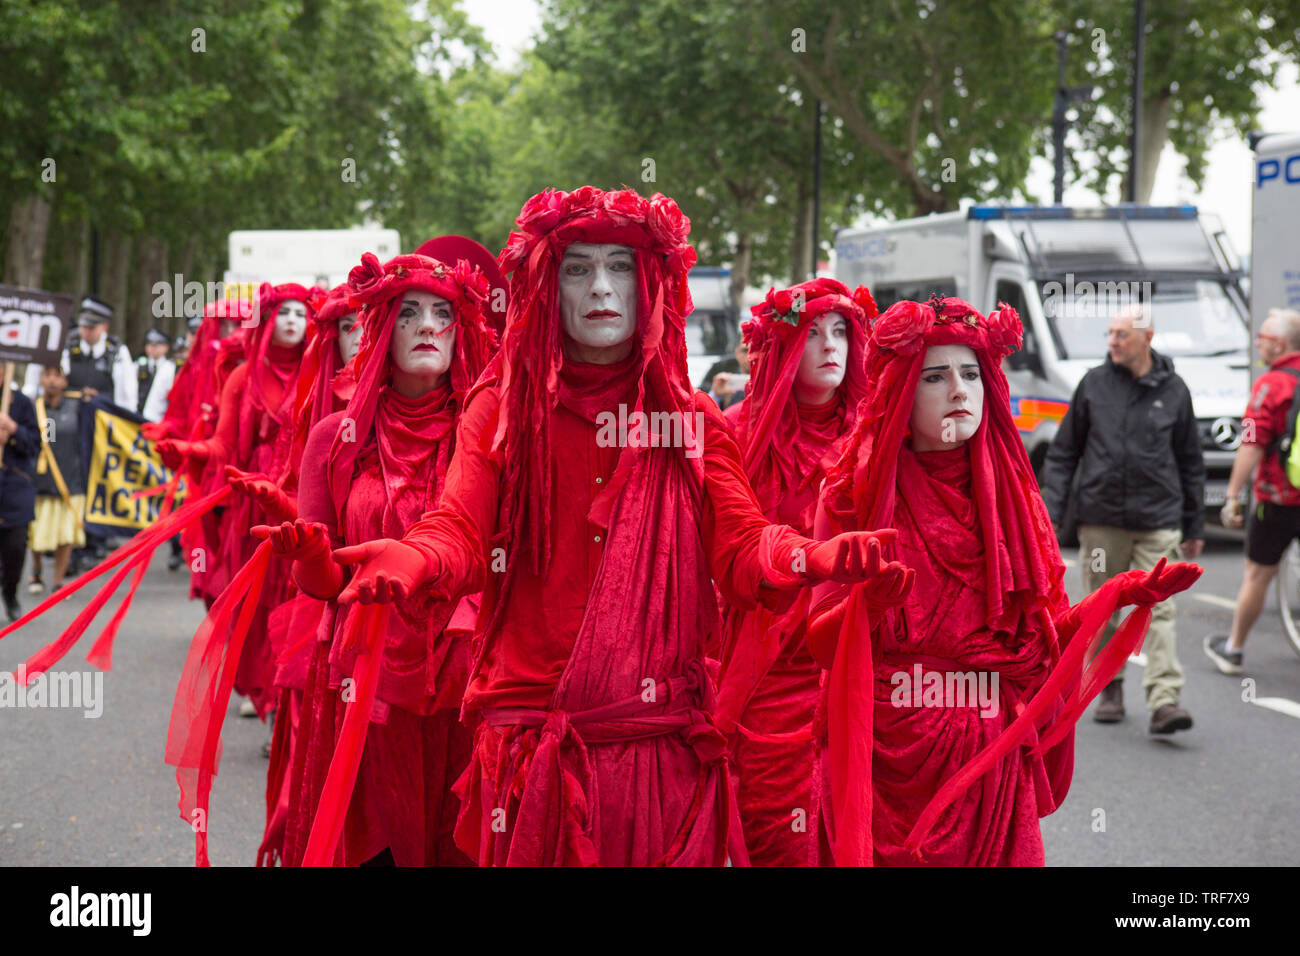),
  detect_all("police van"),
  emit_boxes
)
[834,206,1251,523]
